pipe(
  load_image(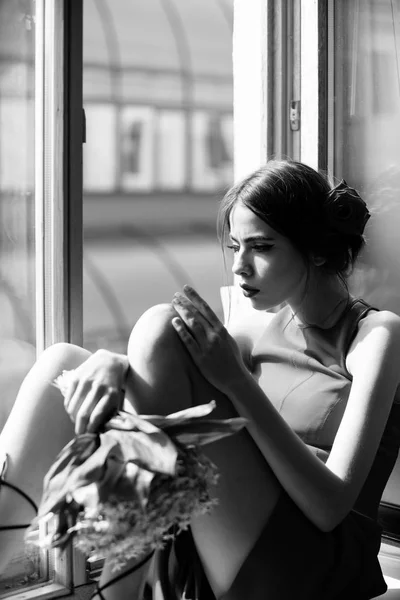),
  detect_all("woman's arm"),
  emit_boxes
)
[325,310,400,519]
[172,287,400,532]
